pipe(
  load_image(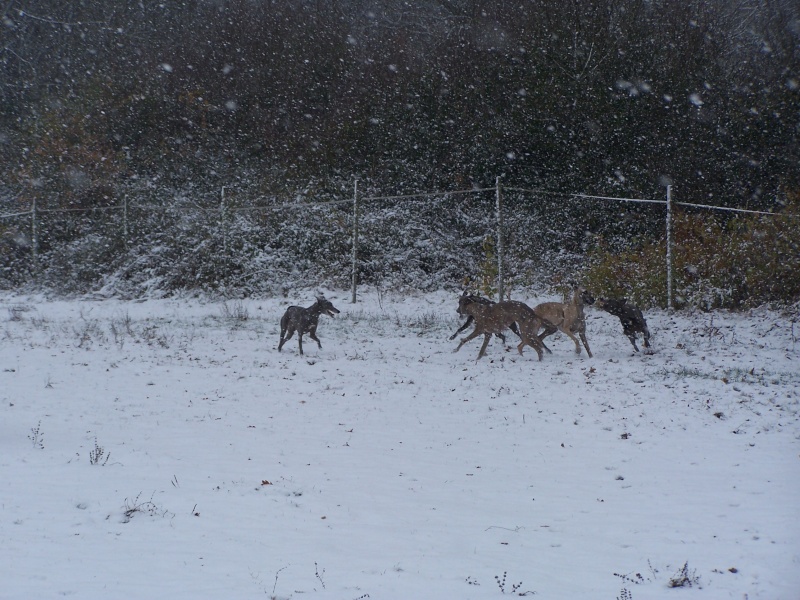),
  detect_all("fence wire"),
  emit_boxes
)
[1,183,793,303]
